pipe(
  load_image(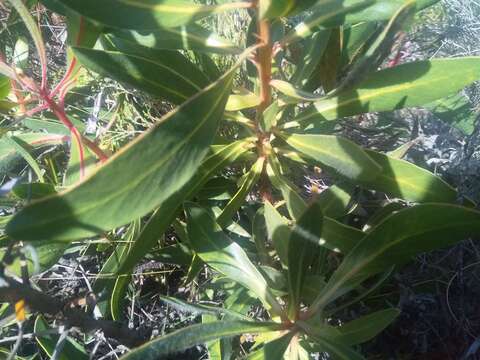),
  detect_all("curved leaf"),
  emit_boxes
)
[109,25,242,54]
[282,0,439,45]
[360,150,458,203]
[53,0,248,30]
[293,57,480,124]
[120,321,283,360]
[311,204,480,311]
[287,202,324,319]
[217,156,264,227]
[6,63,235,242]
[278,133,381,182]
[185,203,283,315]
[73,45,209,104]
